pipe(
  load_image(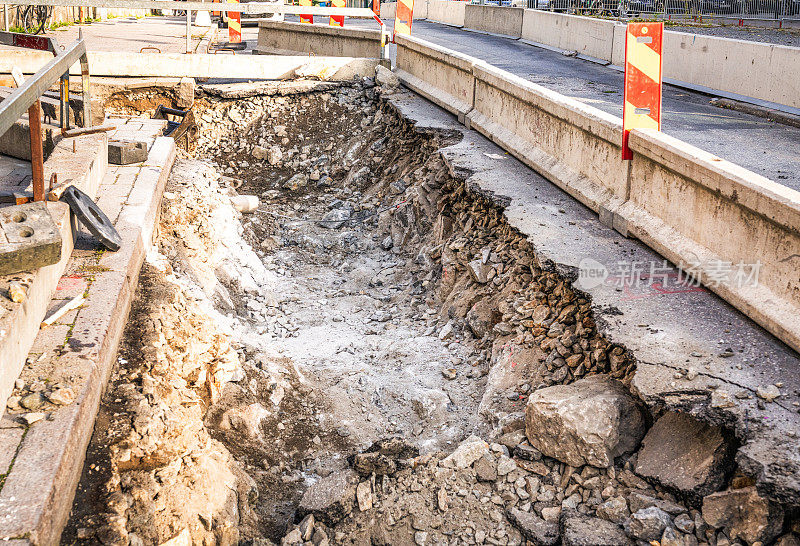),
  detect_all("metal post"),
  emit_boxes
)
[59,72,69,129]
[185,8,191,53]
[3,5,7,32]
[28,100,45,202]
